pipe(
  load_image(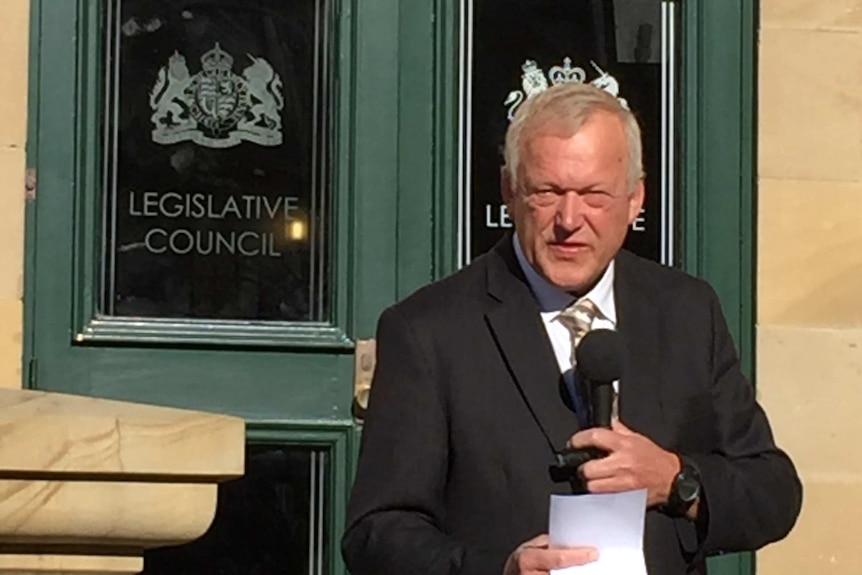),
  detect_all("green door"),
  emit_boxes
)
[26,1,755,574]
[26,1,441,573]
